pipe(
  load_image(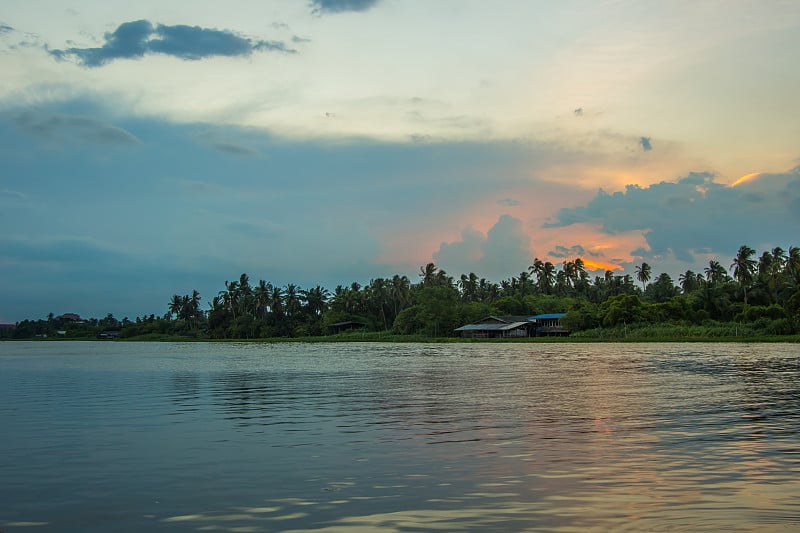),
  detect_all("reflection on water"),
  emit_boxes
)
[1,342,799,532]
